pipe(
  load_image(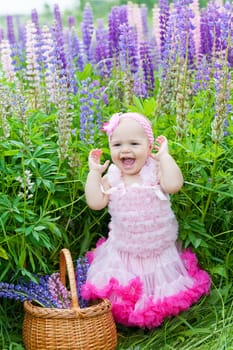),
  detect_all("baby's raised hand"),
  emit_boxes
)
[88,149,110,174]
[151,135,169,160]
